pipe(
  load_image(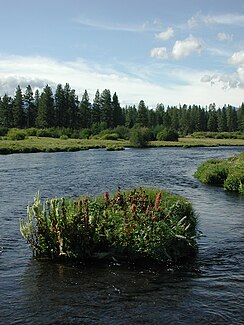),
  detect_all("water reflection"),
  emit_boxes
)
[21,259,199,325]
